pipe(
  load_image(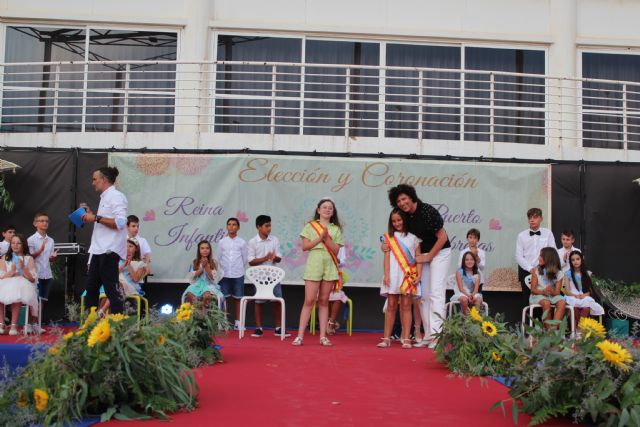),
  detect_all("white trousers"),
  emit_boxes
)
[419,248,452,339]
